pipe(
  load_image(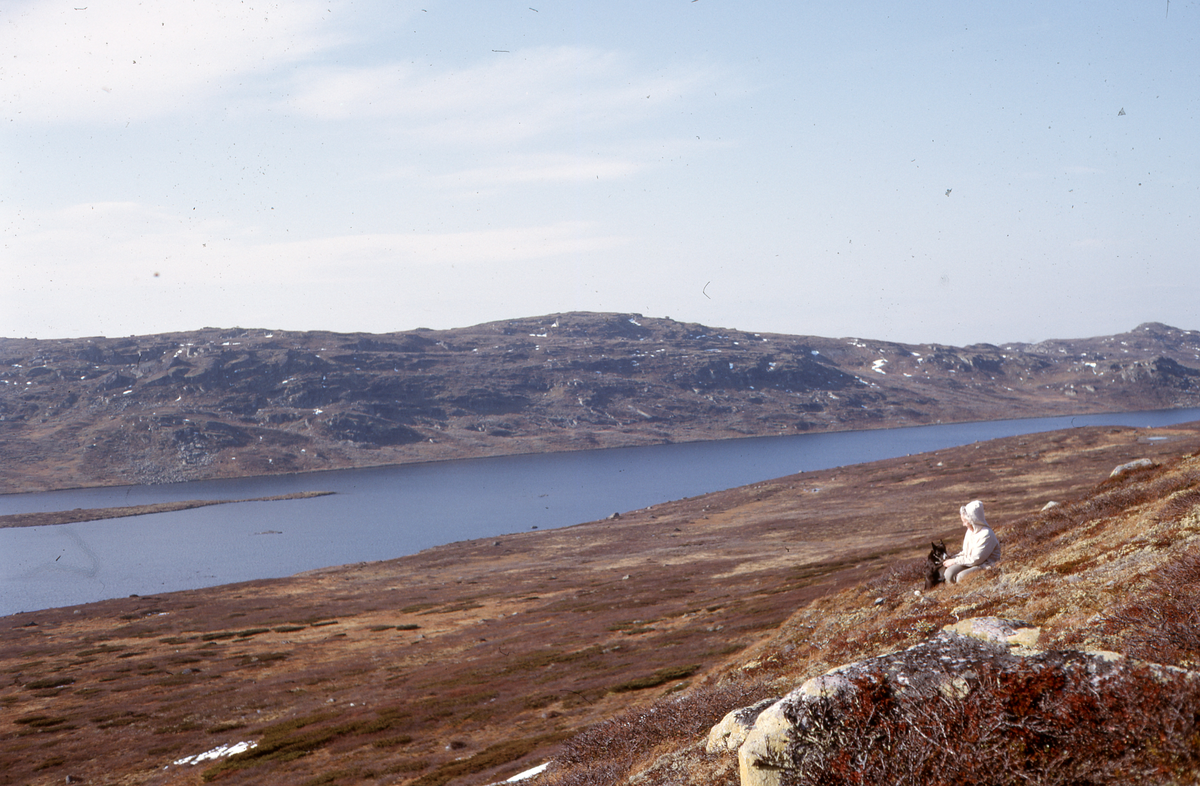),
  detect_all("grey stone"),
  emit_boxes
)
[713,616,1196,786]
[1110,458,1156,478]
